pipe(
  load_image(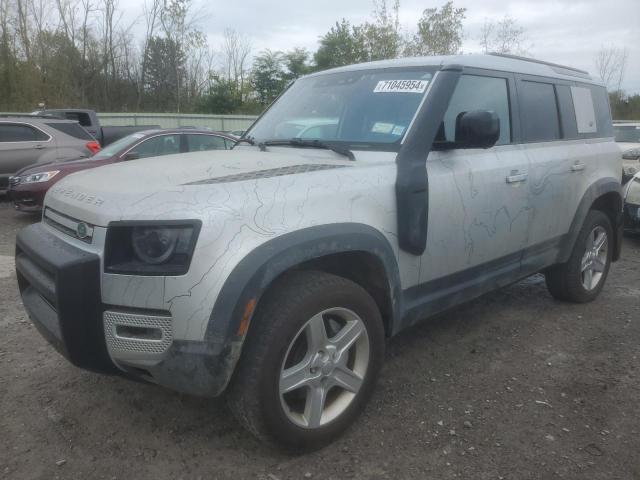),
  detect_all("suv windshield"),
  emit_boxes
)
[247,68,435,150]
[91,133,146,160]
[614,125,640,143]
